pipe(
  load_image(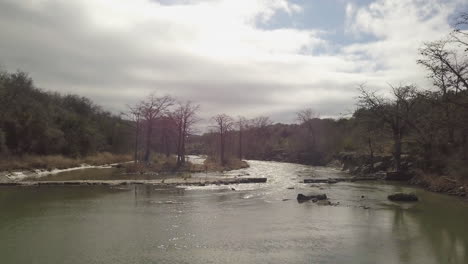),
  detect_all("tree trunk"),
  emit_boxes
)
[367,136,374,172]
[238,129,243,160]
[163,129,170,158]
[423,142,433,169]
[180,124,186,164]
[463,129,467,161]
[144,121,152,162]
[220,132,225,165]
[134,118,139,164]
[176,125,182,165]
[393,131,402,172]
